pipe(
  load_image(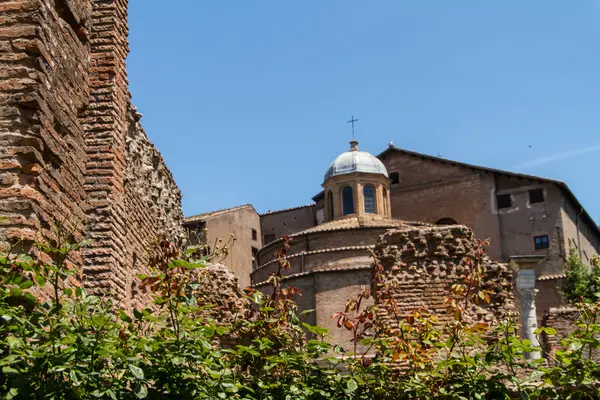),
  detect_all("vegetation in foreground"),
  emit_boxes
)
[1,225,600,399]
